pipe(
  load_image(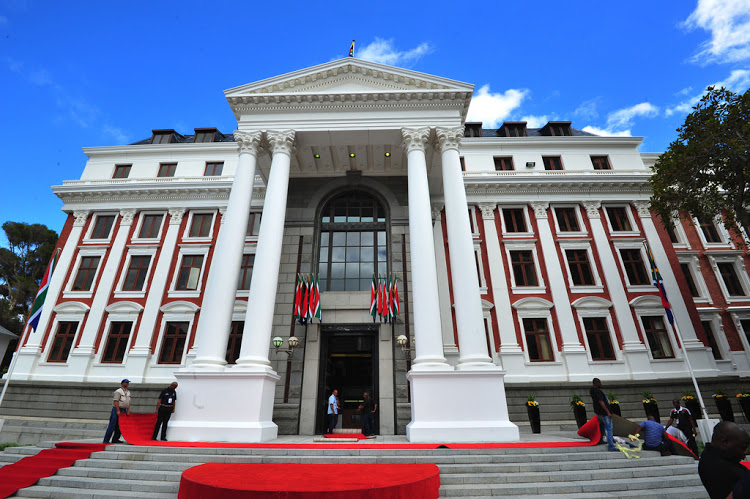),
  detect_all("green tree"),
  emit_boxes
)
[649,86,750,238]
[0,221,58,334]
